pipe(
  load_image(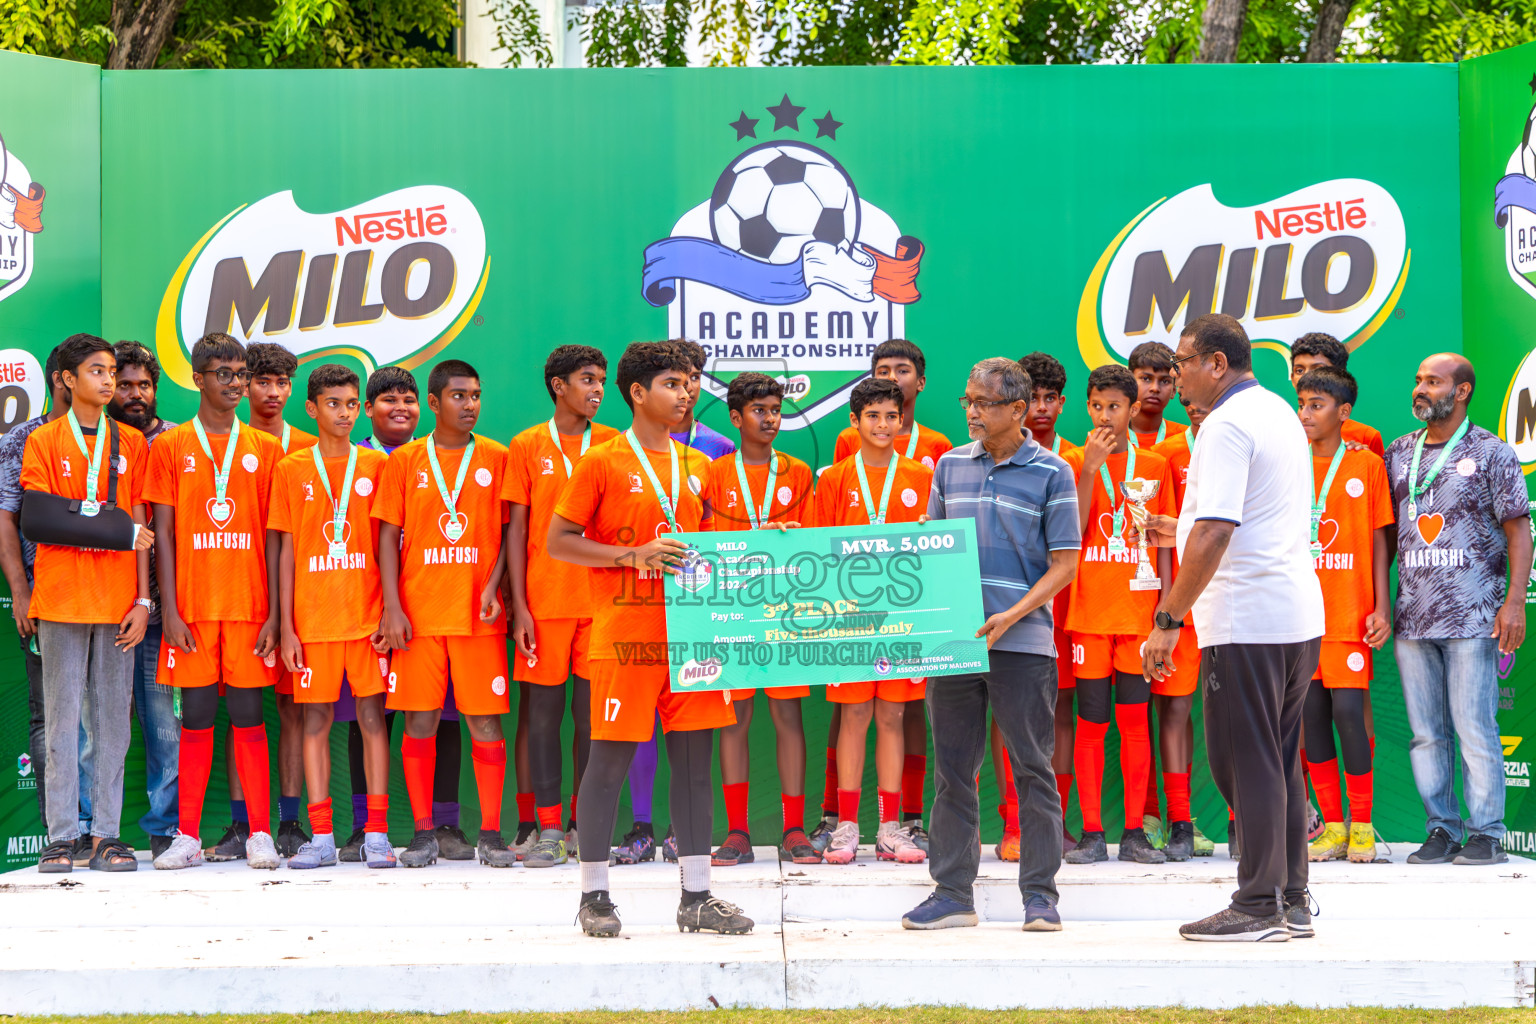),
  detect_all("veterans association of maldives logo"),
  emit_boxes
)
[642,96,924,429]
[156,186,489,391]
